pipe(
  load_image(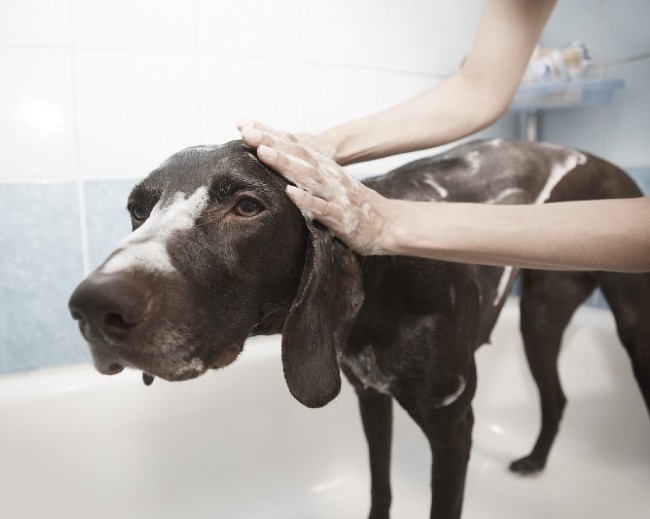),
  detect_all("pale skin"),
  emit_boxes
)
[238,0,650,273]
